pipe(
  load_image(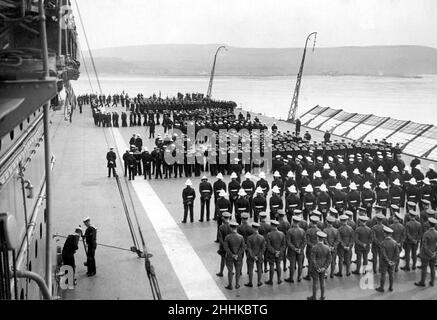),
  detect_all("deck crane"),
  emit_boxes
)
[287,32,317,122]
[206,45,227,99]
